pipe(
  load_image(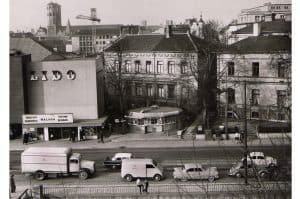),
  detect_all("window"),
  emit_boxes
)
[168,61,175,74]
[251,89,260,105]
[284,6,289,9]
[255,16,260,22]
[151,118,157,124]
[252,62,259,77]
[277,90,287,107]
[147,85,154,97]
[134,60,141,73]
[136,84,143,96]
[280,15,285,19]
[146,164,155,169]
[67,70,76,80]
[181,61,188,74]
[125,60,131,73]
[158,85,165,98]
[146,61,153,73]
[52,71,62,81]
[138,119,144,125]
[278,113,285,120]
[261,16,265,22]
[125,82,131,96]
[227,62,234,76]
[114,60,119,67]
[41,71,48,81]
[70,159,78,164]
[228,88,235,104]
[168,85,175,98]
[278,63,286,78]
[30,71,38,81]
[251,111,259,118]
[157,61,164,74]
